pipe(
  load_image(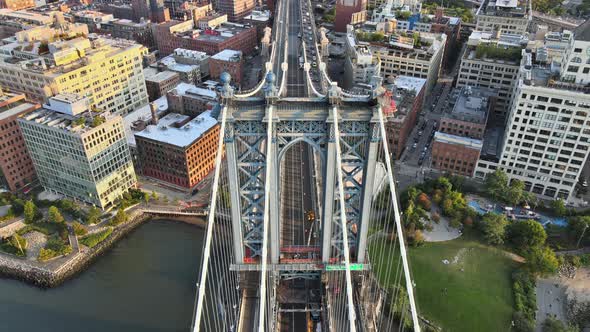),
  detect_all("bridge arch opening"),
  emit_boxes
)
[278,139,324,264]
